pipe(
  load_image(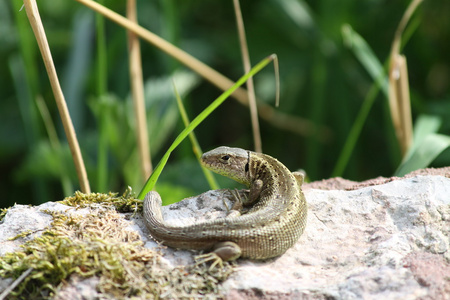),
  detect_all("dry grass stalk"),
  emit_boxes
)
[74,0,325,139]
[126,0,152,179]
[23,0,90,193]
[233,0,262,152]
[389,0,423,155]
[389,55,413,155]
[0,268,33,300]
